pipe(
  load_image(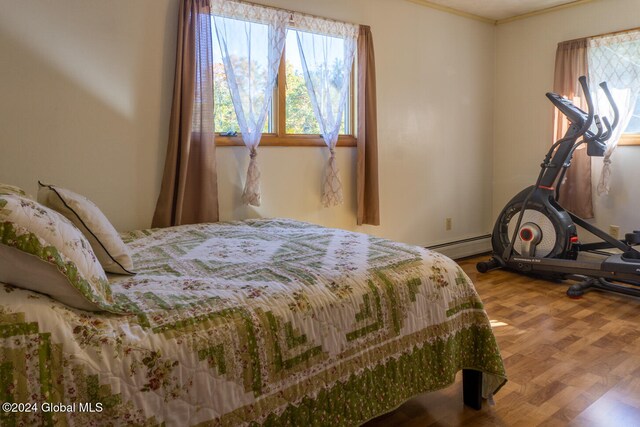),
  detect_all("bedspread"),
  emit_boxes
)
[0,219,505,426]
